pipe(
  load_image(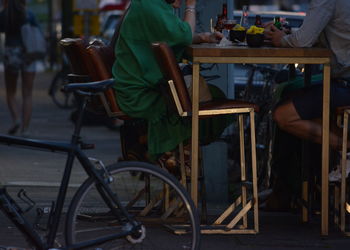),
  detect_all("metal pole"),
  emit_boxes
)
[48,0,54,69]
[61,0,73,38]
